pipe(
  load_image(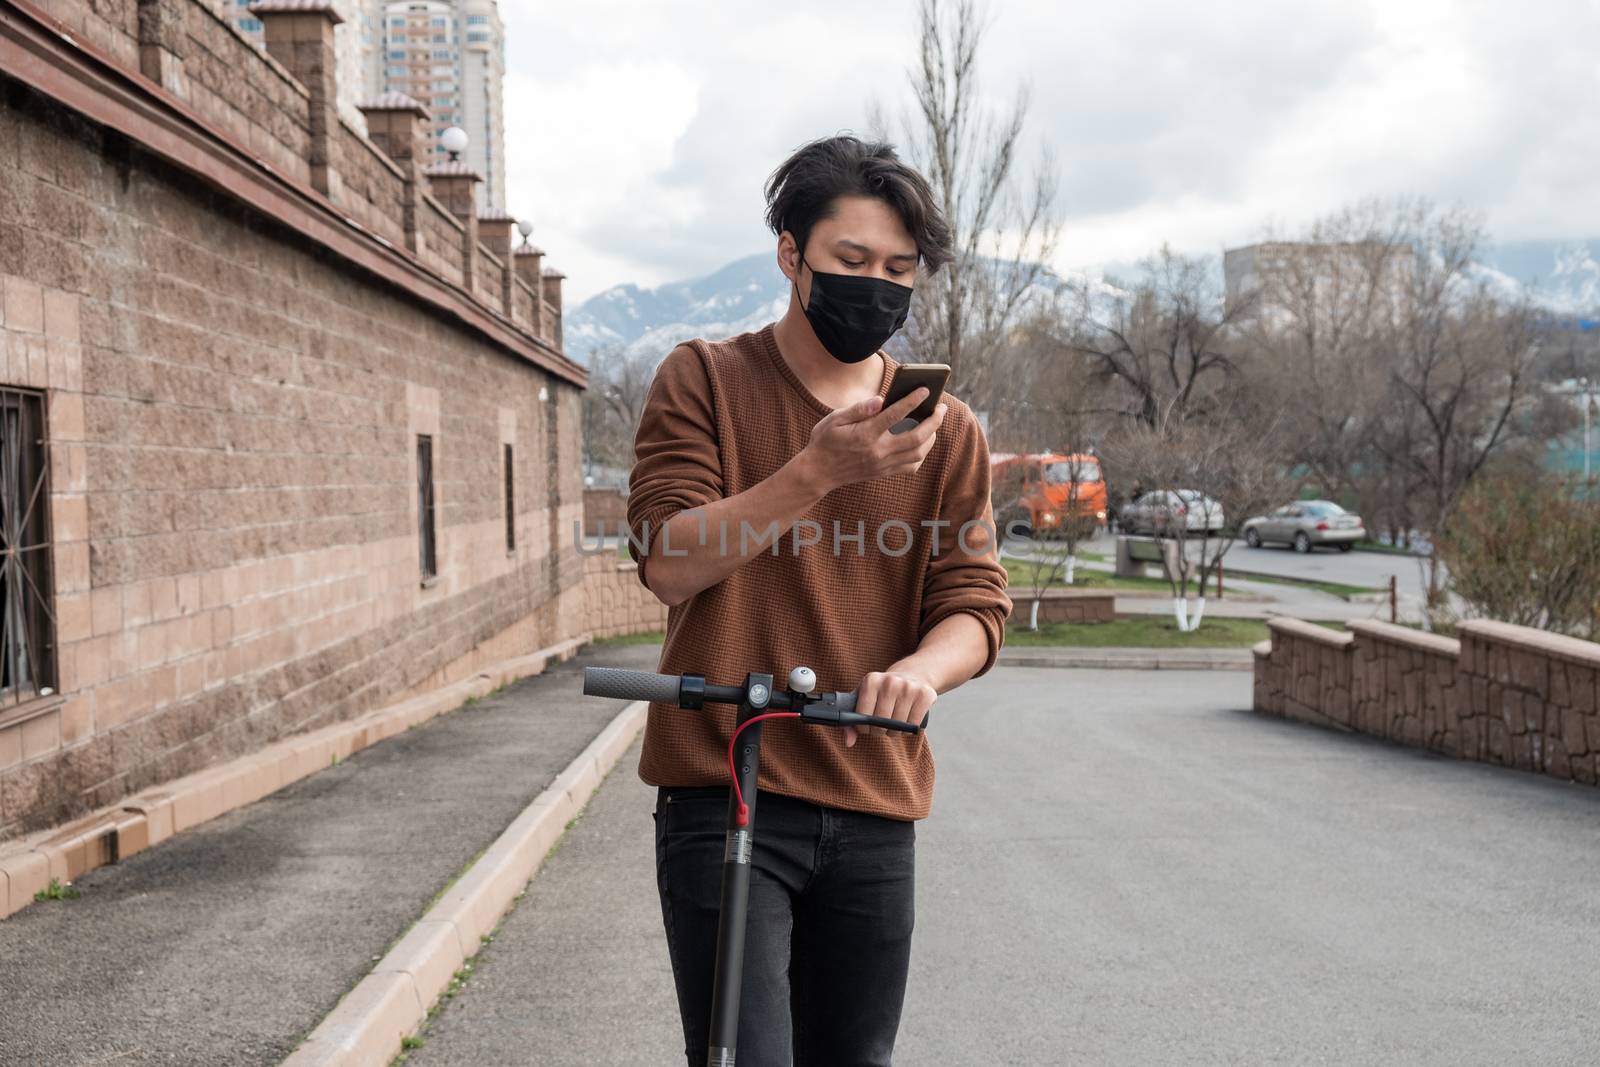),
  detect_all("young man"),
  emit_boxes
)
[628,134,1011,1066]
